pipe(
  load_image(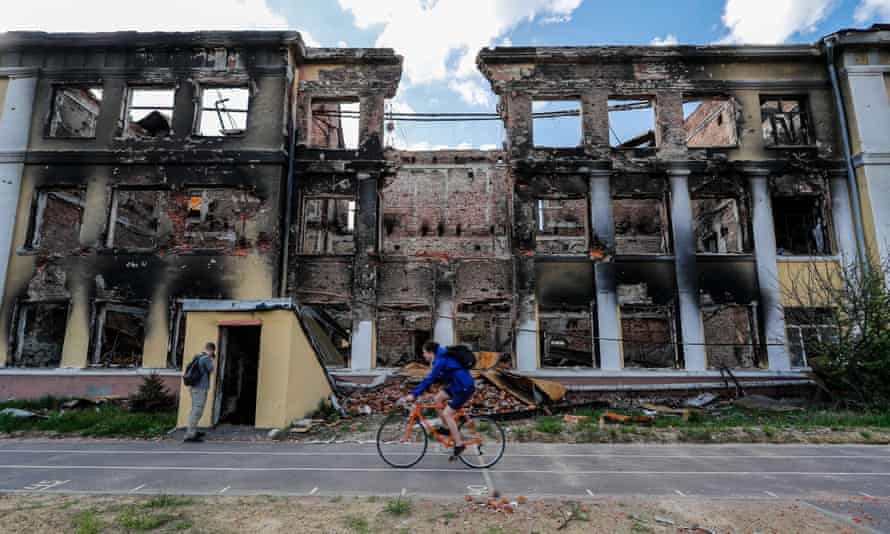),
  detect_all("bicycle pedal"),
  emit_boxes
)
[448,455,457,462]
